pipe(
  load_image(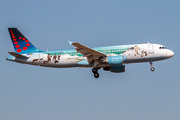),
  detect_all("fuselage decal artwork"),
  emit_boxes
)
[6,28,174,78]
